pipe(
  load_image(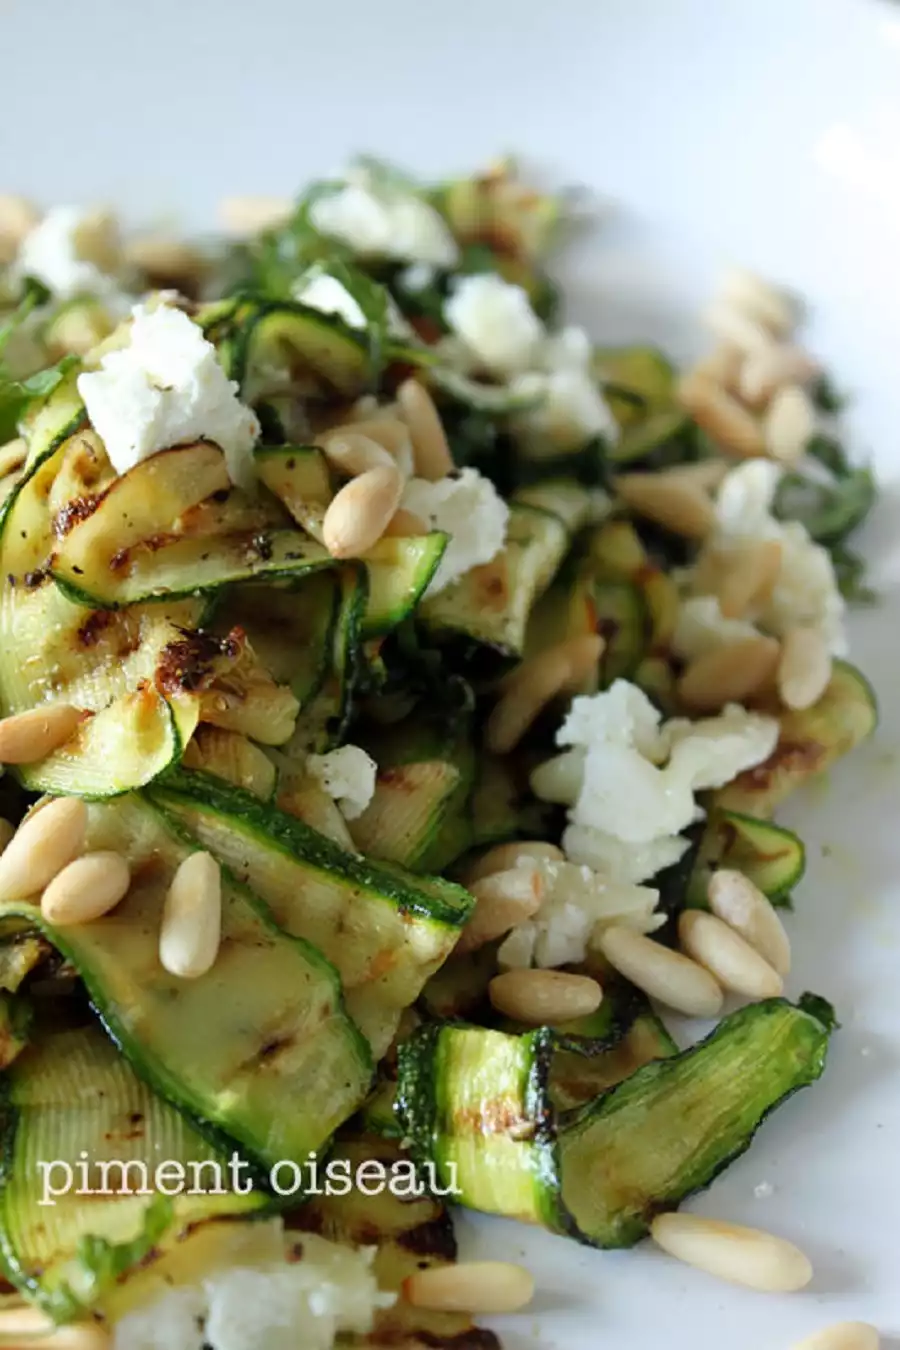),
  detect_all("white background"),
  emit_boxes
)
[2,0,899,1346]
